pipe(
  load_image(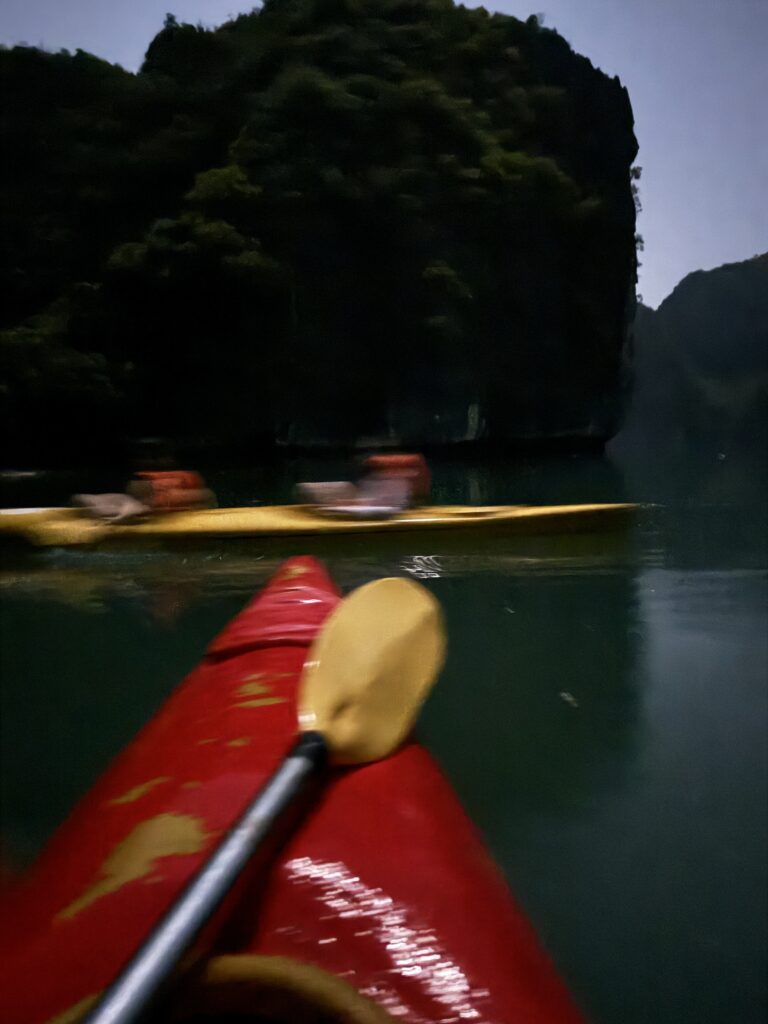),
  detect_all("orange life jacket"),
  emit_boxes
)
[363,454,431,499]
[136,471,206,511]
